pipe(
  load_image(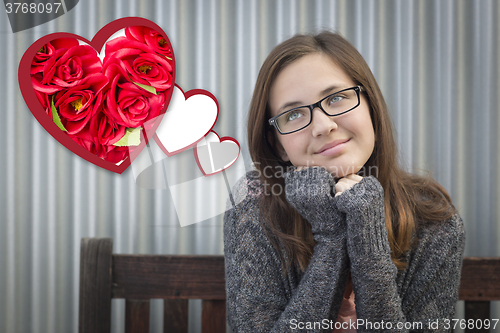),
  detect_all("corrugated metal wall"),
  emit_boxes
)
[0,0,499,332]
